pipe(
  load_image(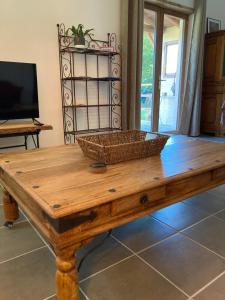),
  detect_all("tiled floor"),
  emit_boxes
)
[0,136,225,300]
